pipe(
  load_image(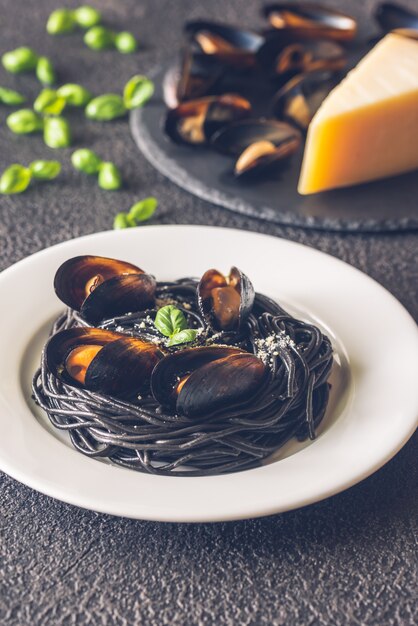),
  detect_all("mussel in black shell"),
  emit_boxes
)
[375,2,418,33]
[164,94,252,146]
[274,39,347,77]
[198,266,255,331]
[185,21,265,68]
[173,46,225,104]
[273,71,340,130]
[54,255,156,325]
[263,3,357,41]
[211,119,302,178]
[151,346,267,418]
[46,327,163,396]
